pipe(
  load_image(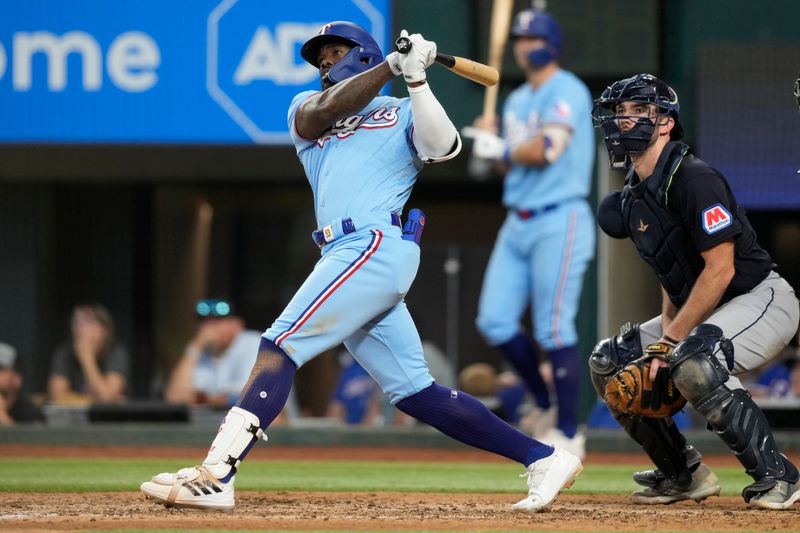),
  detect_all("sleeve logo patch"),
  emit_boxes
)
[702,204,733,234]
